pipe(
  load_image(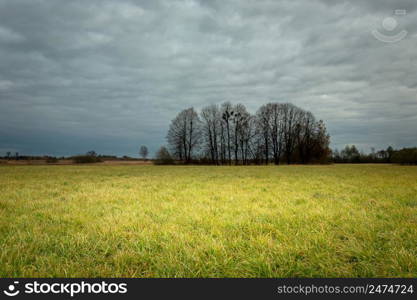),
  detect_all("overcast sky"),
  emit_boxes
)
[0,0,416,157]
